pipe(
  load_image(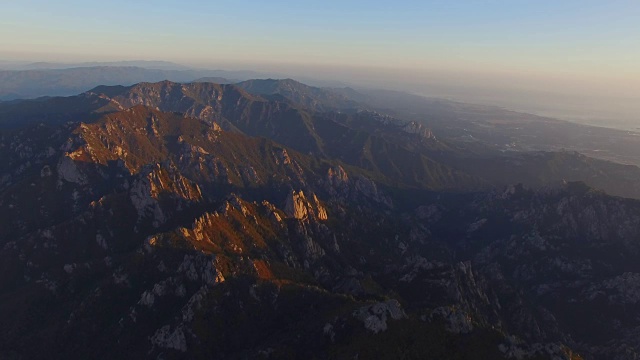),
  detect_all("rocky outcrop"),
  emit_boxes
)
[353,300,407,334]
[354,176,393,207]
[129,164,202,227]
[327,165,349,188]
[586,272,640,304]
[402,120,435,140]
[284,190,327,221]
[261,200,284,224]
[57,156,87,185]
[150,325,187,352]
